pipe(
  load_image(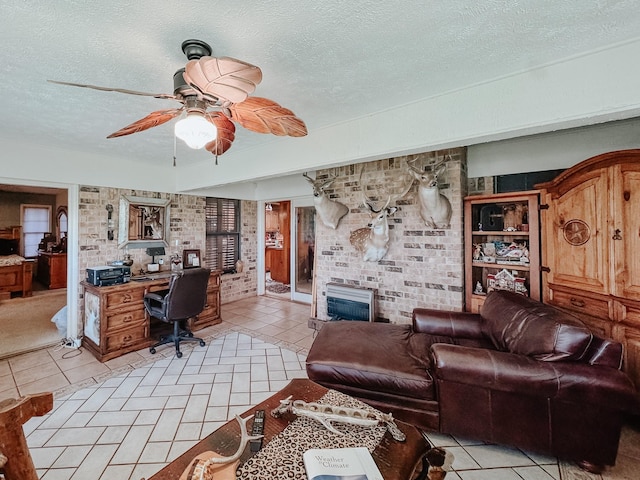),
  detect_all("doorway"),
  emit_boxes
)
[263,198,315,303]
[265,201,291,299]
[292,204,315,303]
[0,183,71,359]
